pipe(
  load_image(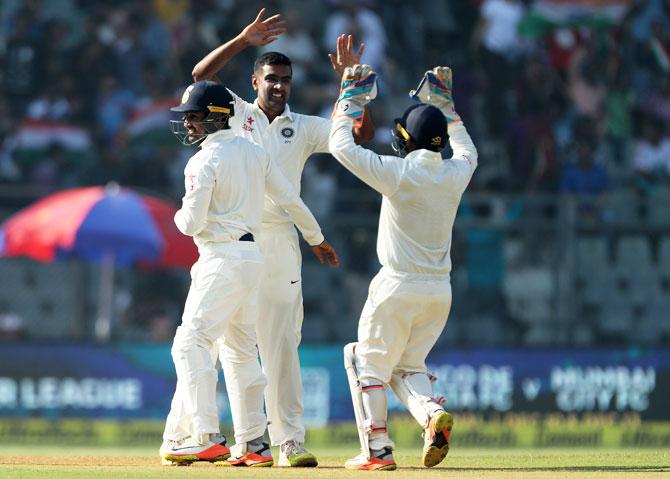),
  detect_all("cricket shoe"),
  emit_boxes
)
[422,410,453,467]
[223,441,273,467]
[160,436,230,465]
[277,440,318,467]
[345,447,396,471]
